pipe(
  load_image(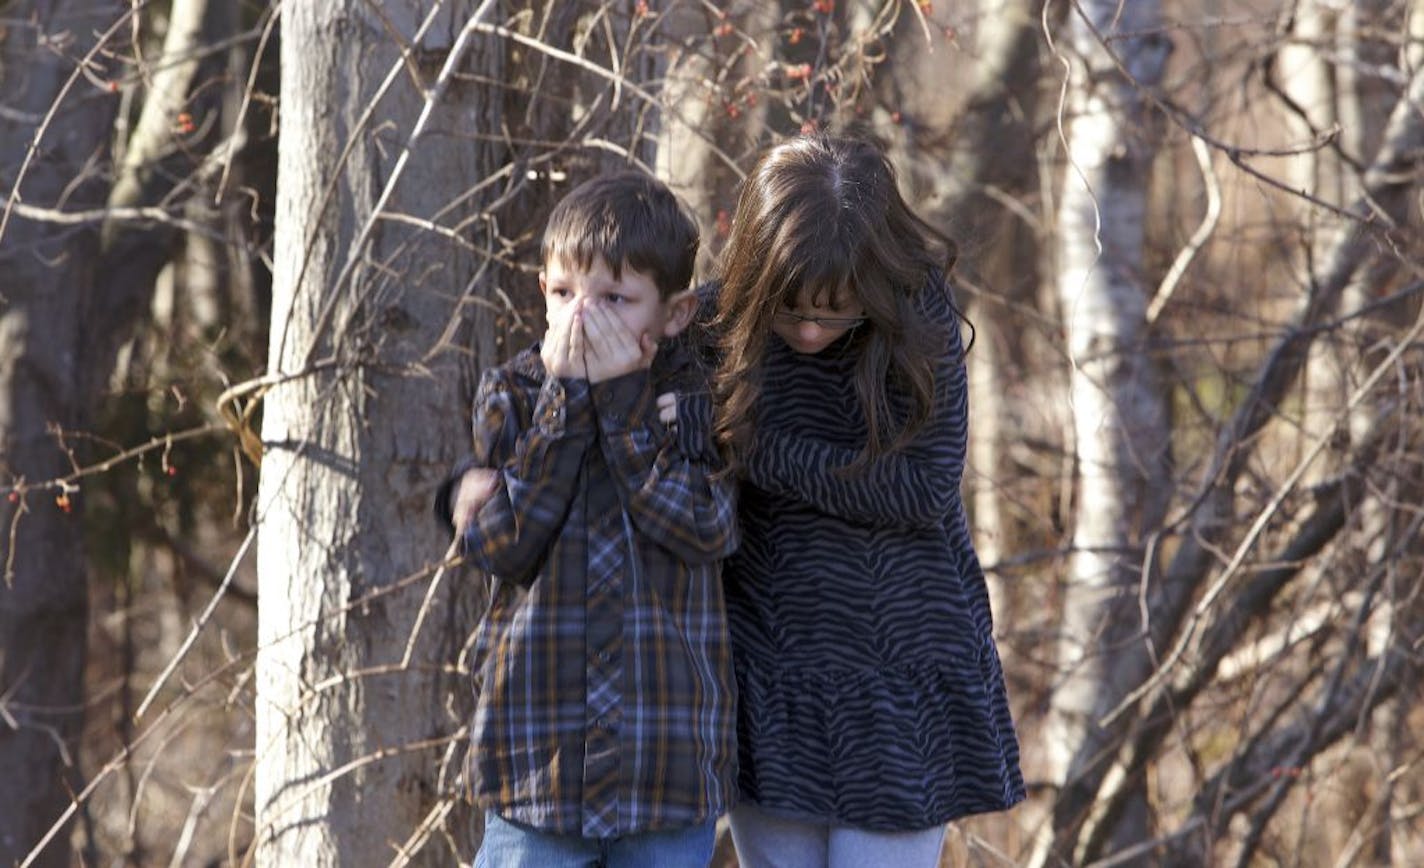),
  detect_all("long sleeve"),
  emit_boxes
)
[592,370,738,565]
[746,281,969,530]
[460,368,595,586]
